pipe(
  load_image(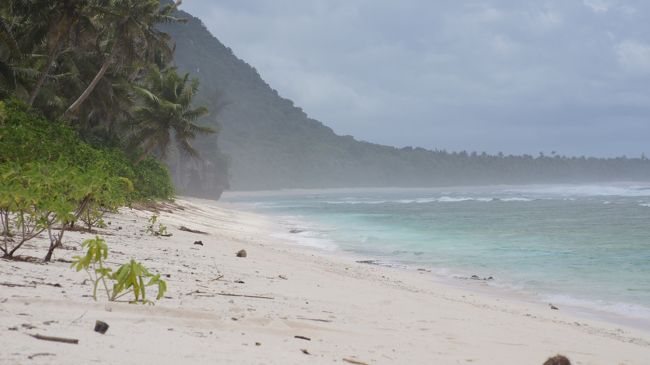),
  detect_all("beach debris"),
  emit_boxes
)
[30,281,62,288]
[356,260,380,265]
[294,335,311,341]
[297,316,333,323]
[179,226,208,235]
[289,229,304,234]
[300,349,311,355]
[467,275,494,281]
[193,240,204,246]
[8,326,18,331]
[279,275,288,280]
[94,320,109,334]
[343,358,370,365]
[255,342,261,346]
[209,274,225,282]
[217,292,274,300]
[236,249,247,258]
[543,355,571,365]
[27,353,55,360]
[234,280,245,284]
[550,304,559,310]
[29,334,79,345]
[0,282,36,288]
[22,323,37,330]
